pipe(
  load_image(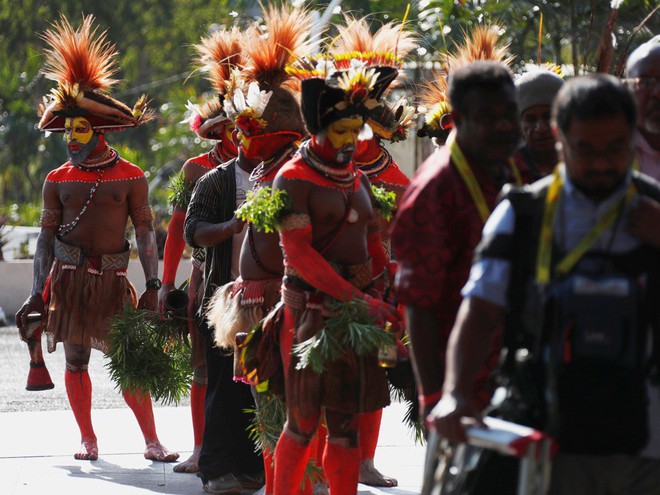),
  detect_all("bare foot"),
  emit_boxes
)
[359,459,398,487]
[173,445,201,473]
[74,439,98,461]
[144,440,180,462]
